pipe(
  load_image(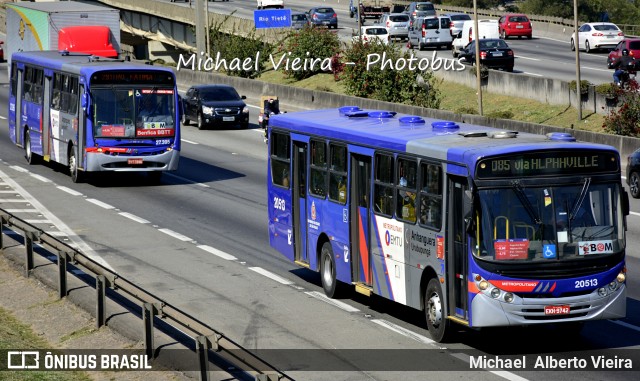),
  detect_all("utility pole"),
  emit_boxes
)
[473,0,483,116]
[195,0,205,56]
[574,0,582,122]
